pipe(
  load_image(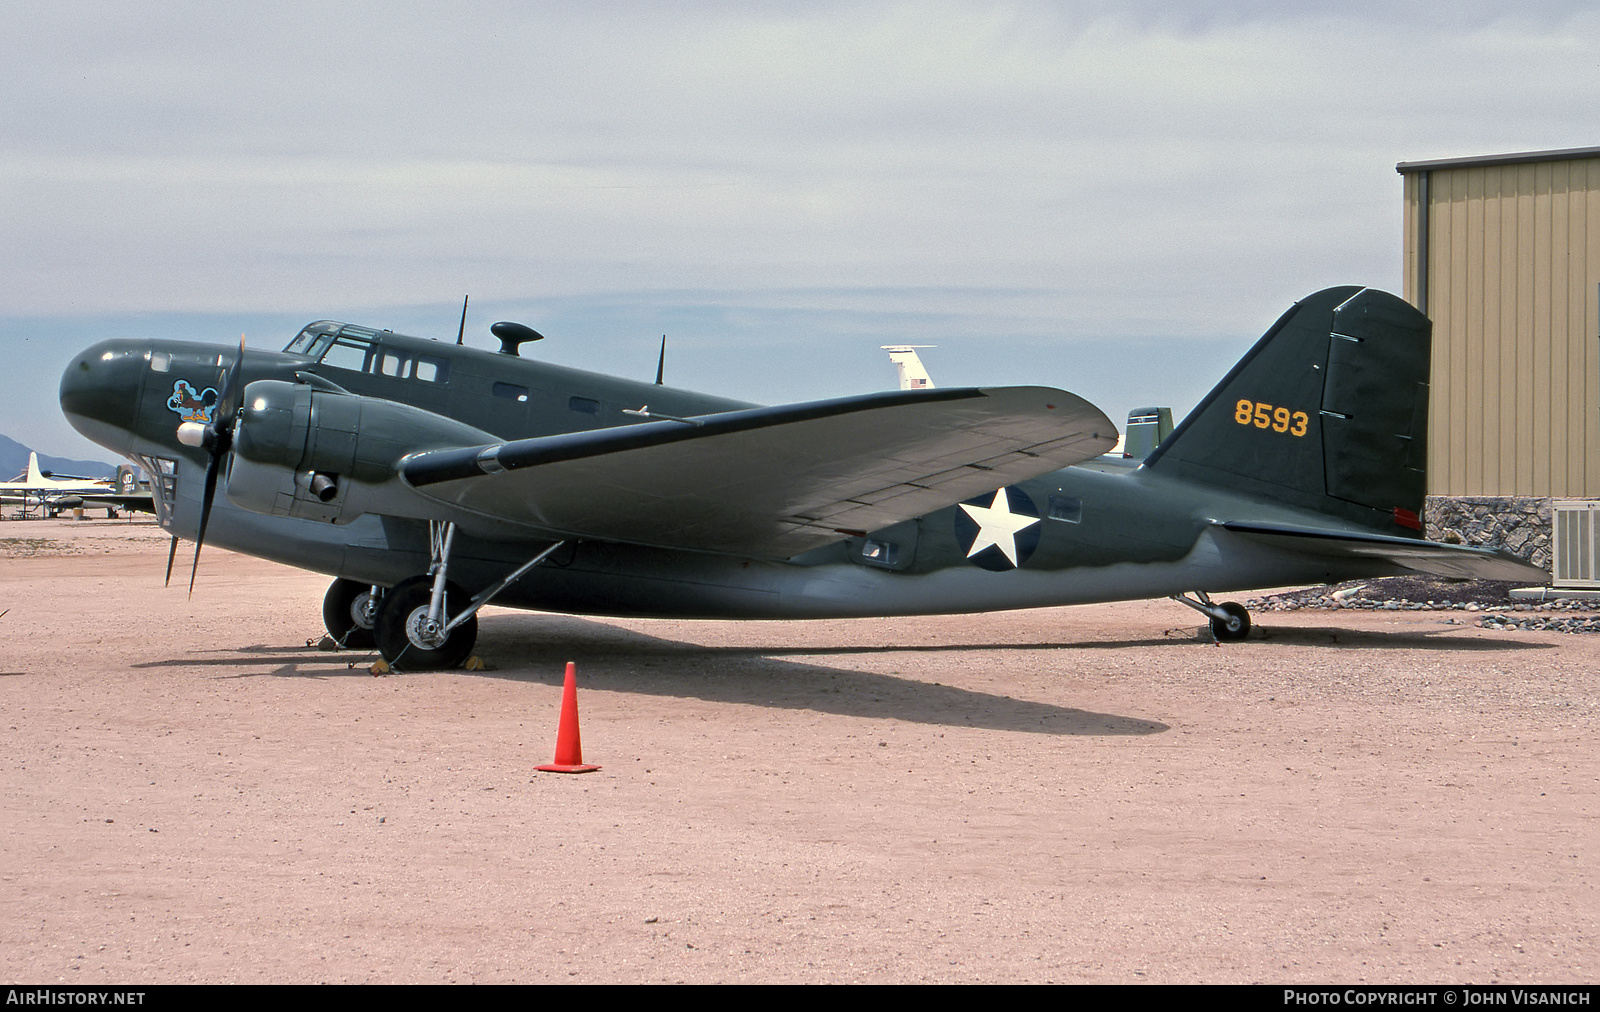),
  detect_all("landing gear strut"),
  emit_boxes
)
[1172,591,1251,642]
[375,574,478,670]
[370,521,568,670]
